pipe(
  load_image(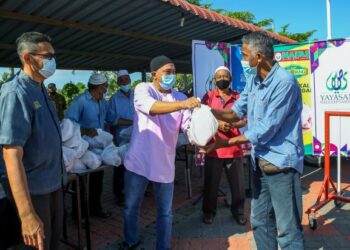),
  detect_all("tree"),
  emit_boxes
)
[186,1,316,42]
[99,71,119,98]
[175,74,192,94]
[279,24,316,43]
[75,82,86,93]
[61,81,80,106]
[0,68,15,86]
[131,79,142,90]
